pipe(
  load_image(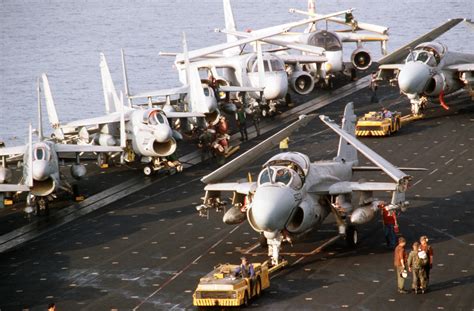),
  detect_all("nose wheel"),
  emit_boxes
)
[143,166,153,176]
